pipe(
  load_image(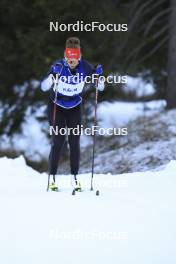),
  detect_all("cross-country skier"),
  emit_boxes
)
[41,37,104,191]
